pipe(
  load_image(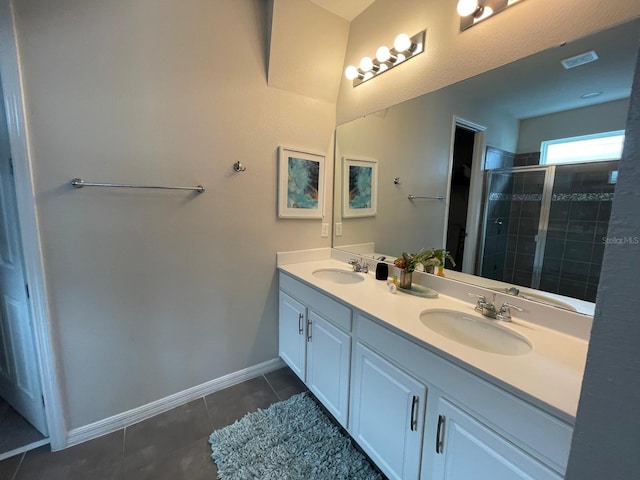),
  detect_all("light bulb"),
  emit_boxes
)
[376,46,391,63]
[394,33,412,52]
[457,0,479,16]
[475,5,493,20]
[359,56,374,72]
[345,65,359,80]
